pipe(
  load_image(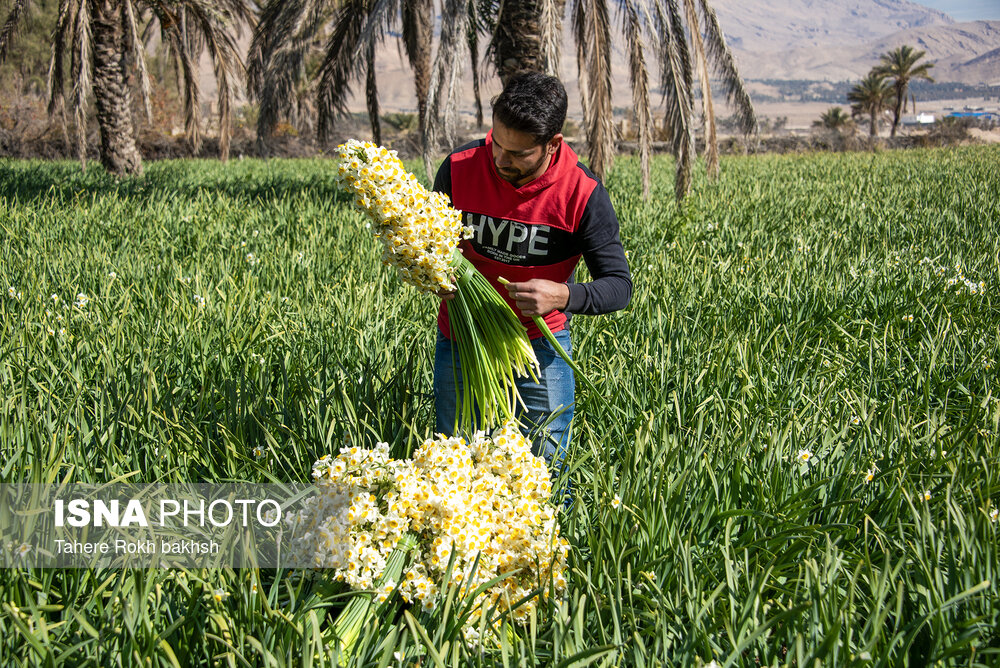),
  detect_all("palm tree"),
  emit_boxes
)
[848,71,893,139]
[537,0,756,200]
[813,107,853,133]
[874,44,934,138]
[0,0,250,176]
[249,0,436,159]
